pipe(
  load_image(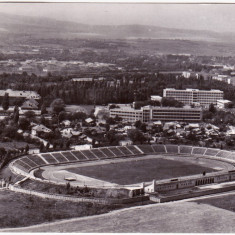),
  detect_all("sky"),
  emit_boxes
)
[0,3,235,33]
